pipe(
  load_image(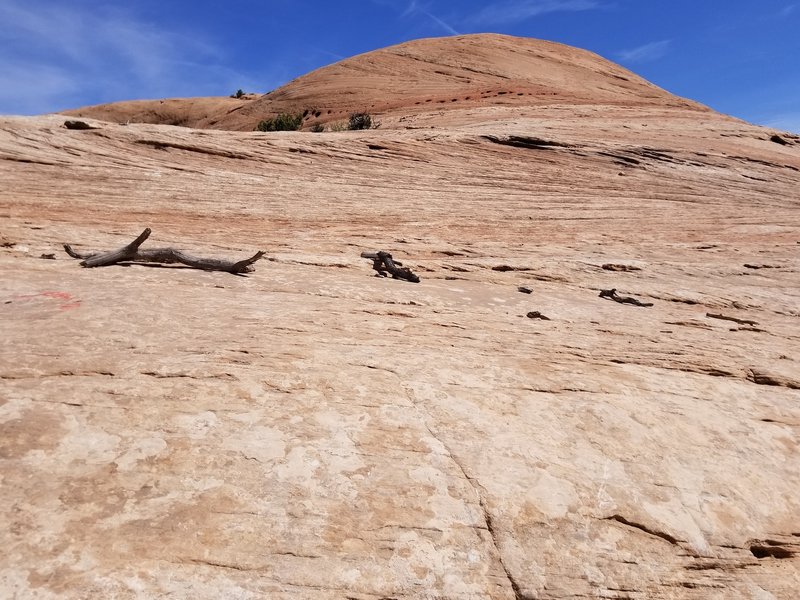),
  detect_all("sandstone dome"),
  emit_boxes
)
[65,34,705,131]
